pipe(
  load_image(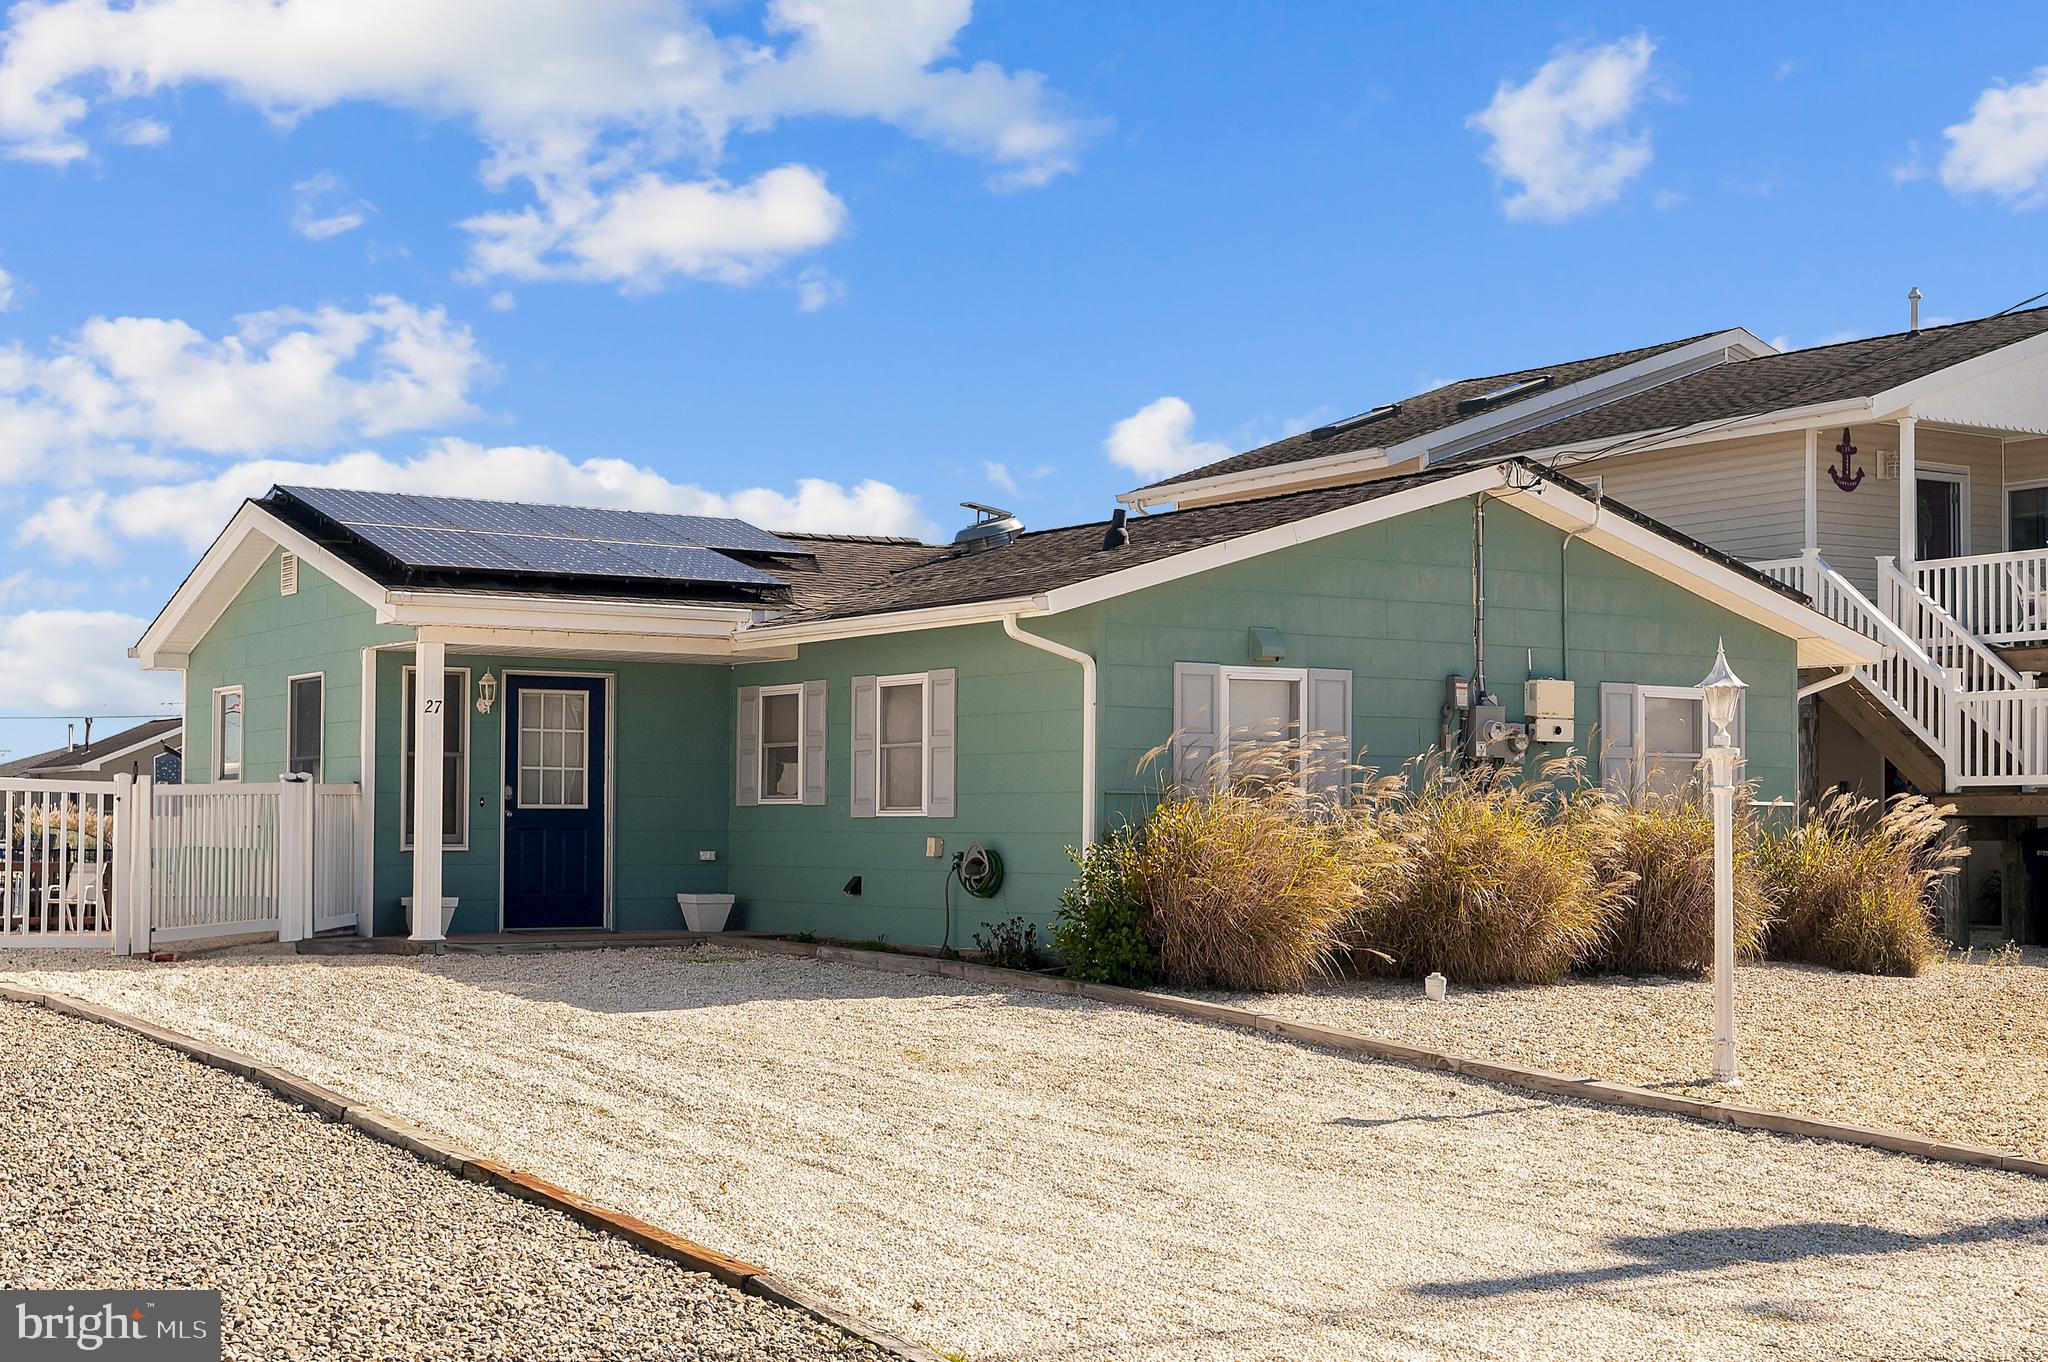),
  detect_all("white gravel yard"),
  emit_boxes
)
[0,998,874,1362]
[5,945,2047,1362]
[1189,949,2048,1161]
